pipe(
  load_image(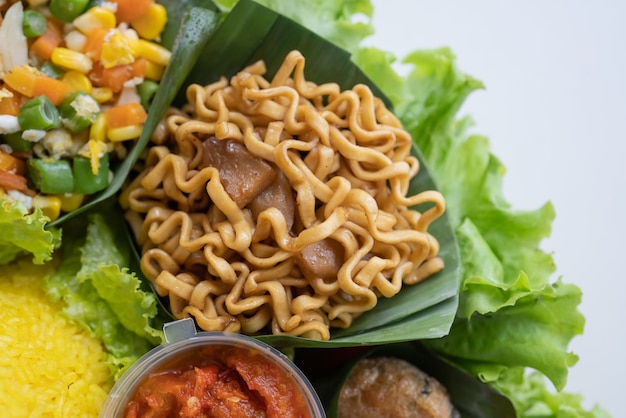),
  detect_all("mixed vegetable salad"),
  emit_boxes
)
[0,0,169,221]
[0,0,610,416]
